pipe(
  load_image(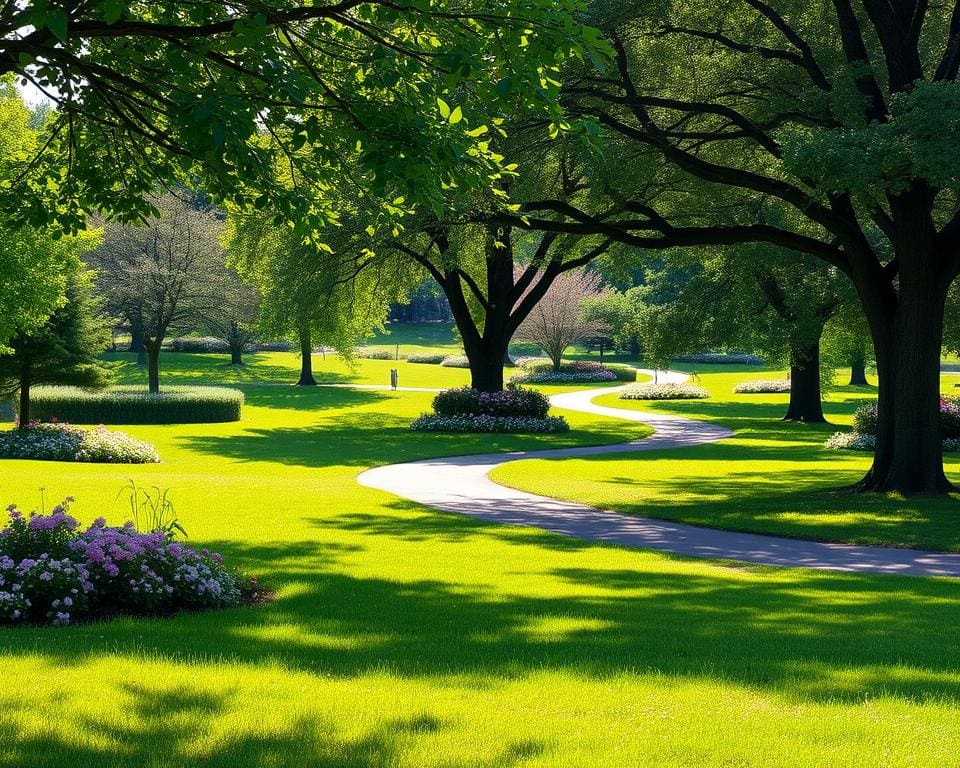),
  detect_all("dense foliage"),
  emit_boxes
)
[0,501,242,626]
[28,386,243,425]
[0,423,160,464]
[510,360,619,384]
[406,353,447,364]
[411,413,569,434]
